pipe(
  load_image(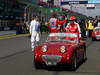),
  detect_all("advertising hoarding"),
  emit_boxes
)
[61,0,88,5]
[86,4,95,9]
